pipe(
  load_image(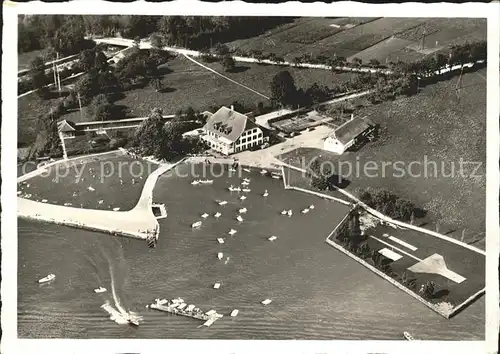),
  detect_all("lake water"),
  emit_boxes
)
[18,163,484,339]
